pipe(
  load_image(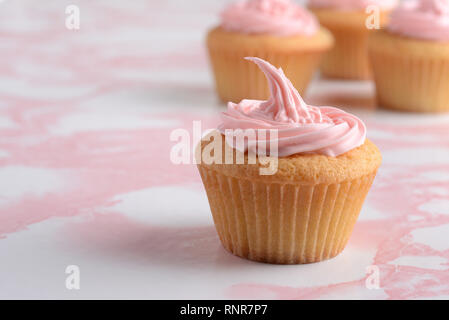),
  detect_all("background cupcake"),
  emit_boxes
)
[197,57,381,264]
[369,0,449,113]
[308,0,398,79]
[207,0,333,103]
